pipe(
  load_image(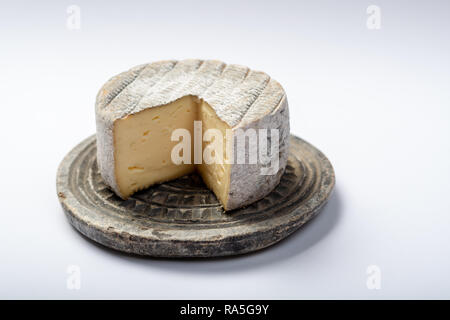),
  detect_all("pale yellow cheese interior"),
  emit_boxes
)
[114,95,231,209]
